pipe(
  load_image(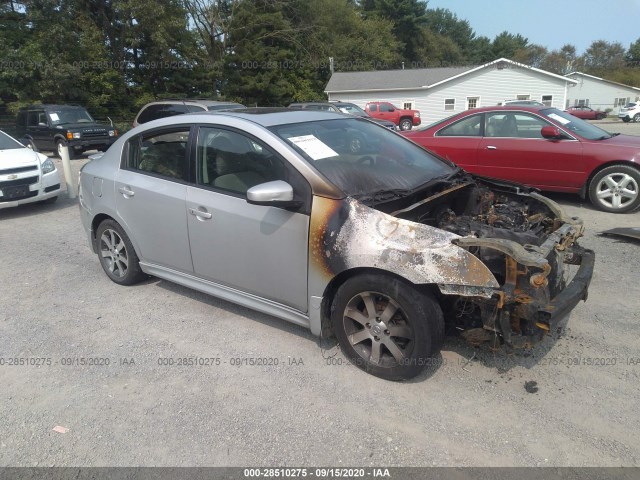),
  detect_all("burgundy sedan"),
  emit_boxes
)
[566,106,607,120]
[402,106,640,213]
